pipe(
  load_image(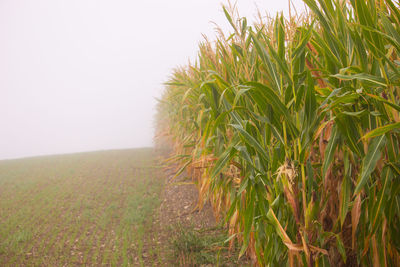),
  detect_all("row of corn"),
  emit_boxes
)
[156,0,400,265]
